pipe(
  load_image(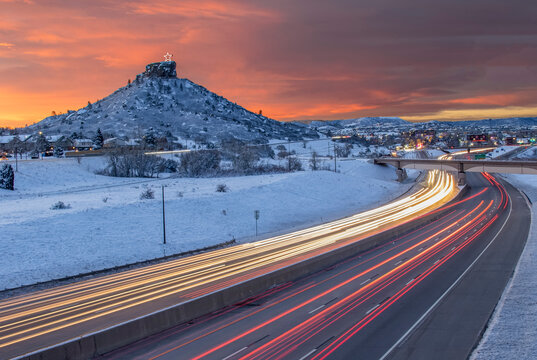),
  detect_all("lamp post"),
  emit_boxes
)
[162,185,166,245]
